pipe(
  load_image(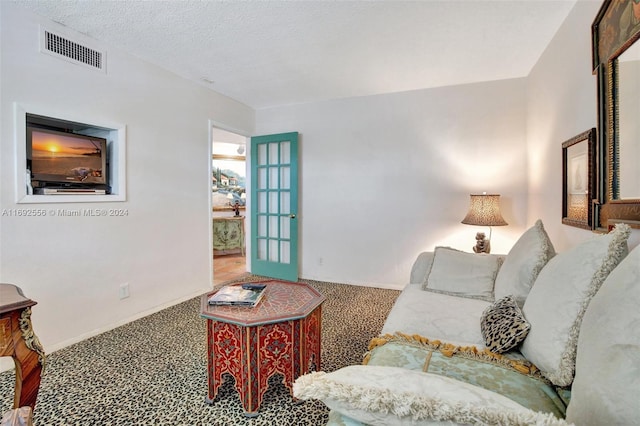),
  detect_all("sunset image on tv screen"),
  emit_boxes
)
[31,130,103,182]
